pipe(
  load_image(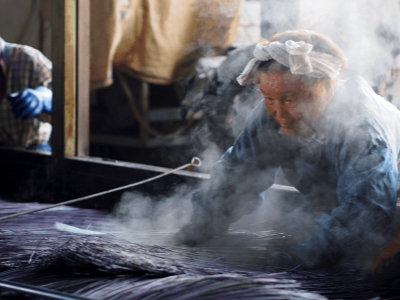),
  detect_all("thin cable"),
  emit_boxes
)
[0,280,87,300]
[0,278,87,300]
[0,157,201,221]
